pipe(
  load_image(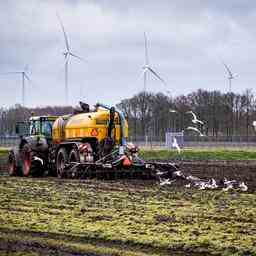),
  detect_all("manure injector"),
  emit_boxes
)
[7,102,179,179]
